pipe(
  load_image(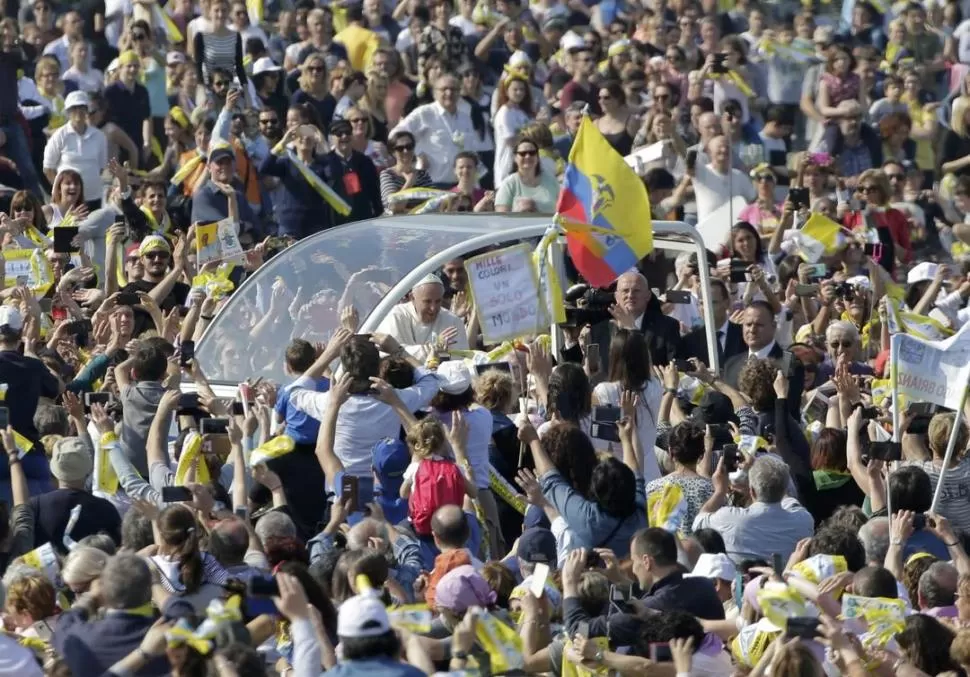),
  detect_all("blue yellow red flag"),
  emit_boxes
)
[555,116,653,288]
